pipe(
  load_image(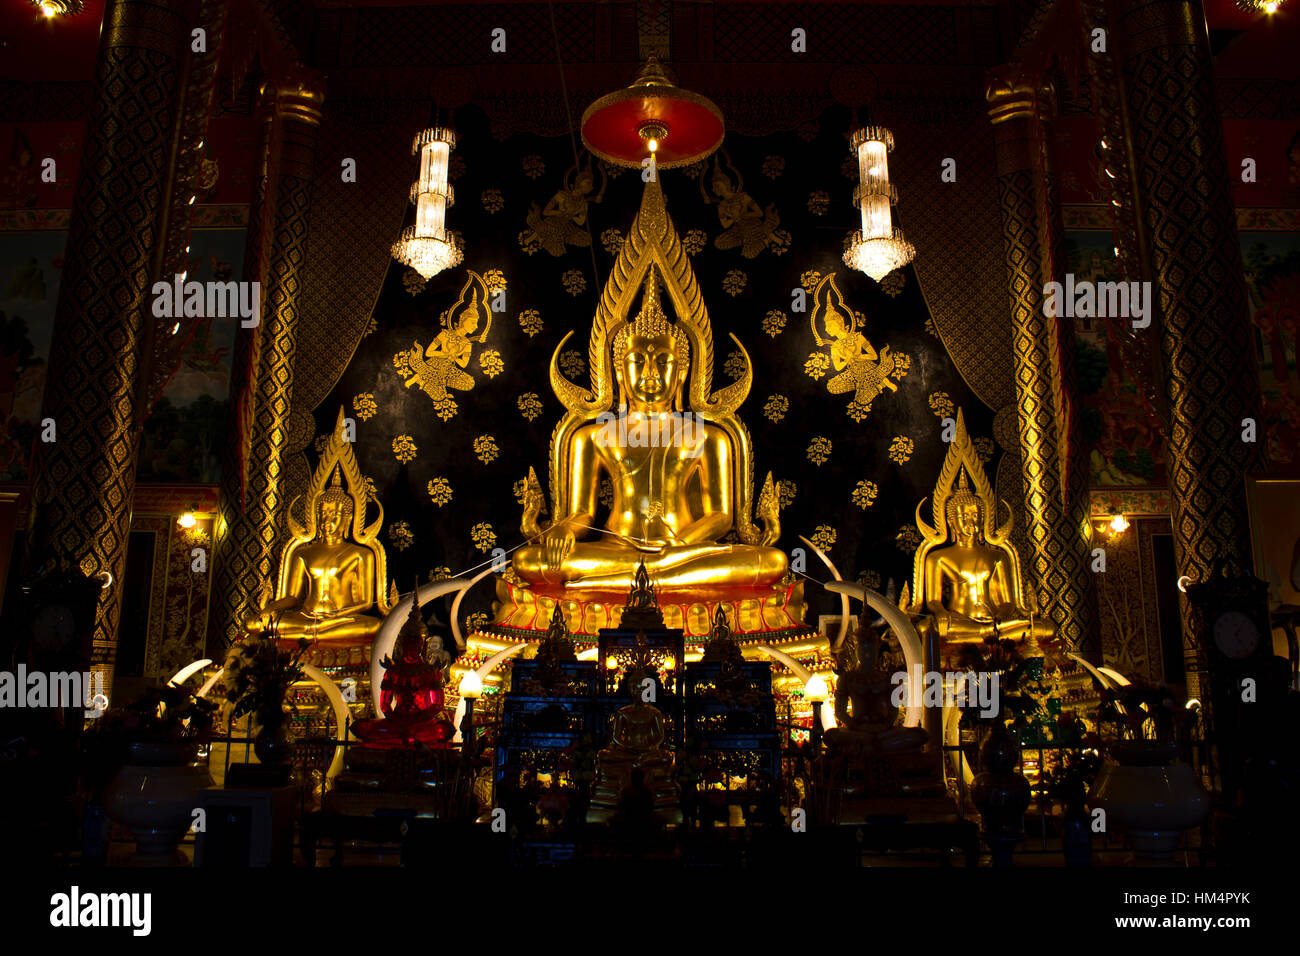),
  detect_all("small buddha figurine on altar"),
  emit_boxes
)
[349,596,455,749]
[244,409,394,645]
[903,410,1053,651]
[825,614,928,756]
[523,604,580,696]
[510,179,786,593]
[587,650,681,825]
